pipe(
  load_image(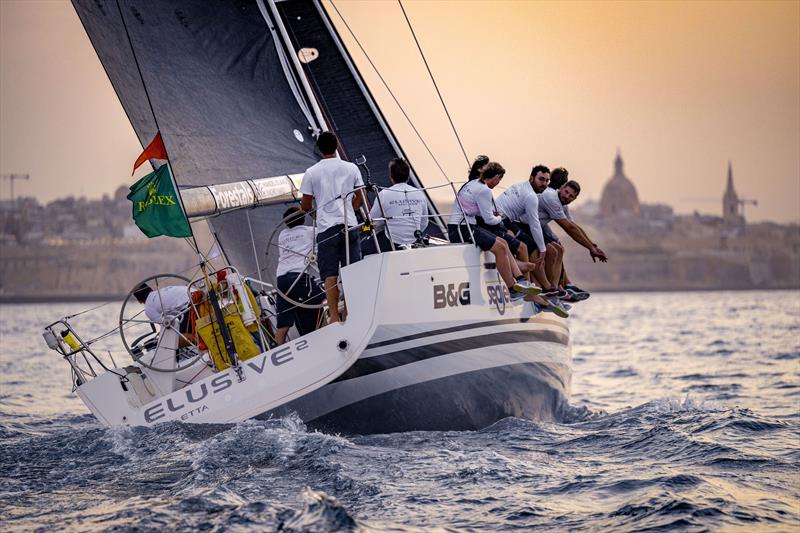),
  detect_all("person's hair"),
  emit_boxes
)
[550,167,569,189]
[389,158,410,183]
[316,131,338,155]
[530,164,550,178]
[480,162,506,181]
[468,155,490,181]
[283,206,306,228]
[133,282,152,304]
[563,180,581,194]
